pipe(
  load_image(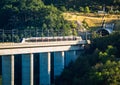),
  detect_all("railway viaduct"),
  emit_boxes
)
[0,36,90,85]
